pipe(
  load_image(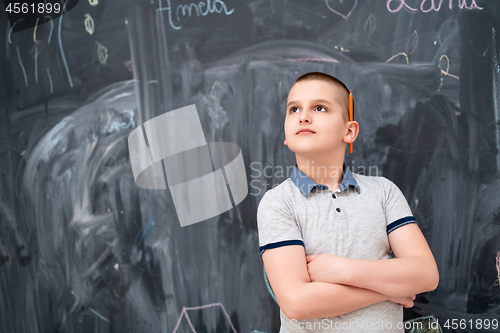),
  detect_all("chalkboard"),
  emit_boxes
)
[1,0,499,332]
